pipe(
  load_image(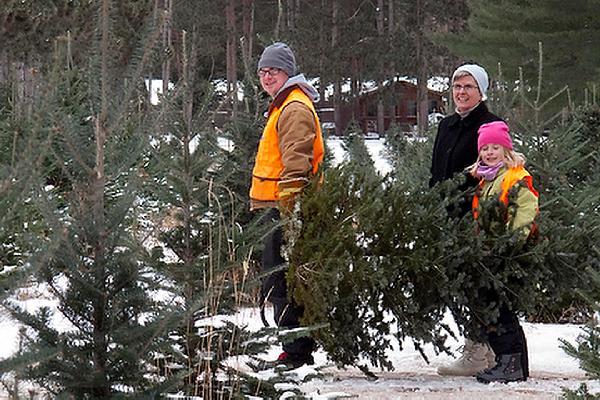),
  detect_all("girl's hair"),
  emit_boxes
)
[468,146,526,177]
